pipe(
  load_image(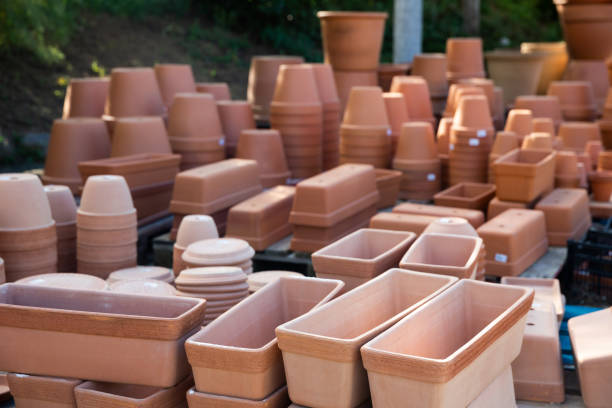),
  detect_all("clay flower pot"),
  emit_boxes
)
[514,95,563,131]
[375,168,402,208]
[196,82,231,101]
[107,266,173,286]
[216,100,256,157]
[0,283,205,386]
[312,228,417,292]
[104,67,165,120]
[334,70,378,113]
[186,276,343,400]
[317,11,388,71]
[173,214,218,276]
[599,118,612,150]
[434,182,496,212]
[558,121,601,153]
[109,279,176,296]
[390,76,435,125]
[555,3,612,60]
[535,188,591,246]
[16,273,108,291]
[522,132,554,150]
[154,63,197,108]
[377,63,410,92]
[459,78,496,116]
[446,37,485,82]
[188,385,289,408]
[394,122,437,163]
[504,109,534,143]
[452,94,494,132]
[393,202,485,228]
[485,50,544,107]
[342,86,389,127]
[436,117,453,155]
[383,92,409,155]
[564,59,610,113]
[44,185,77,272]
[8,374,82,408]
[589,170,612,201]
[532,117,556,137]
[598,150,612,171]
[520,42,569,94]
[79,175,135,216]
[62,77,109,119]
[111,117,172,157]
[556,151,580,188]
[443,83,482,118]
[411,53,448,98]
[586,140,602,170]
[0,258,4,284]
[182,238,255,274]
[236,129,290,188]
[547,80,598,121]
[43,118,111,193]
[491,131,520,156]
[276,269,457,408]
[248,56,304,122]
